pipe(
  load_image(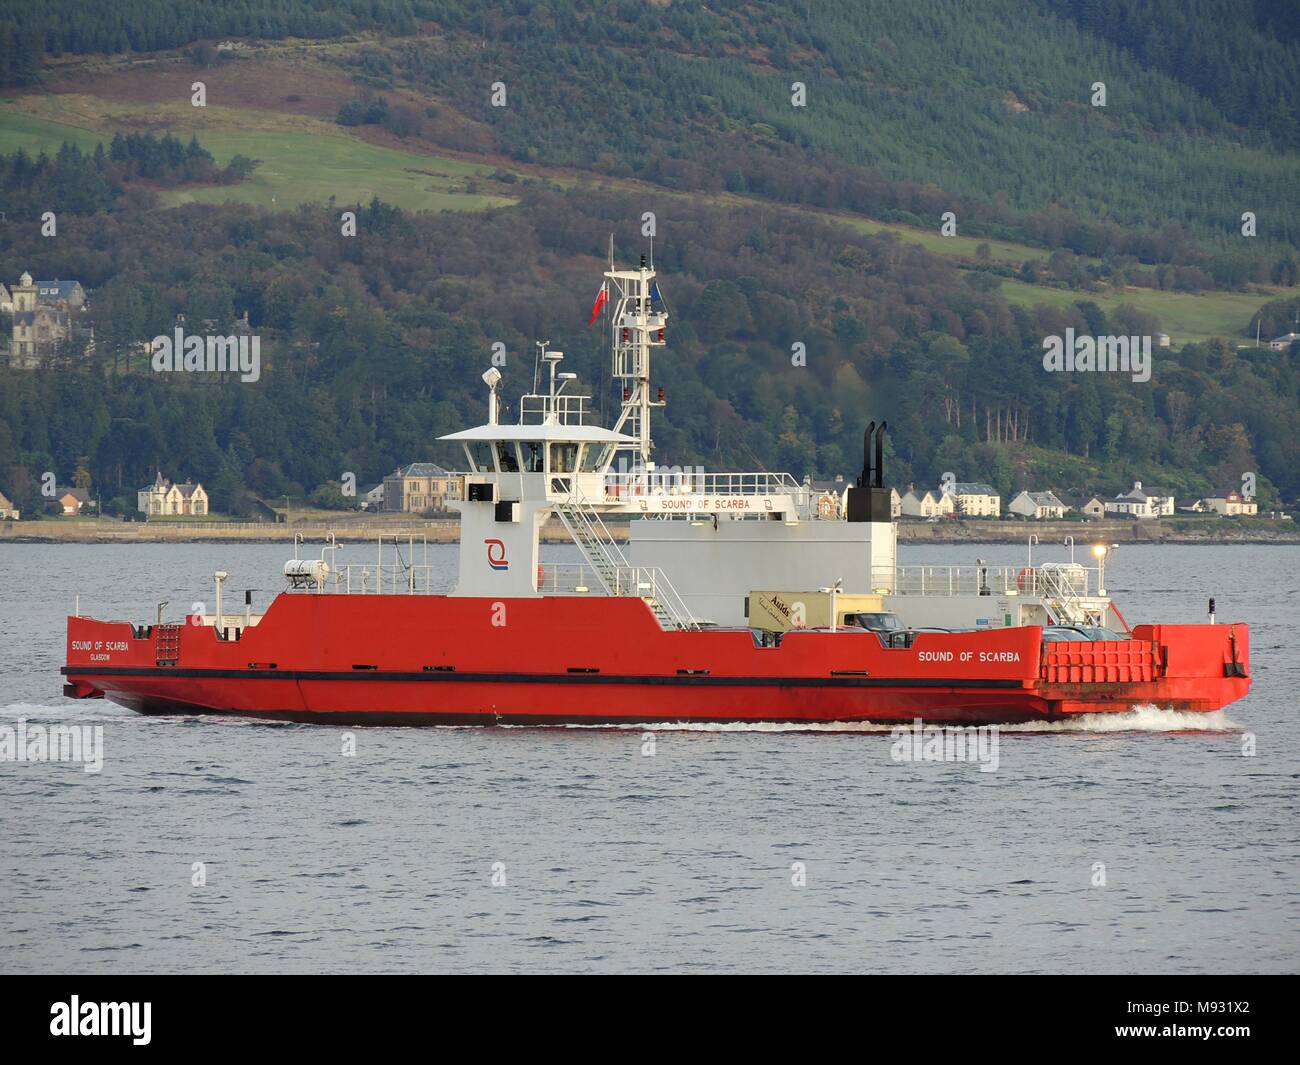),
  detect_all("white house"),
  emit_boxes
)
[1105,481,1174,518]
[899,490,927,518]
[359,482,385,510]
[138,472,209,517]
[0,488,19,520]
[901,489,956,519]
[943,482,1001,518]
[1200,490,1258,517]
[1268,332,1300,351]
[1007,490,1068,520]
